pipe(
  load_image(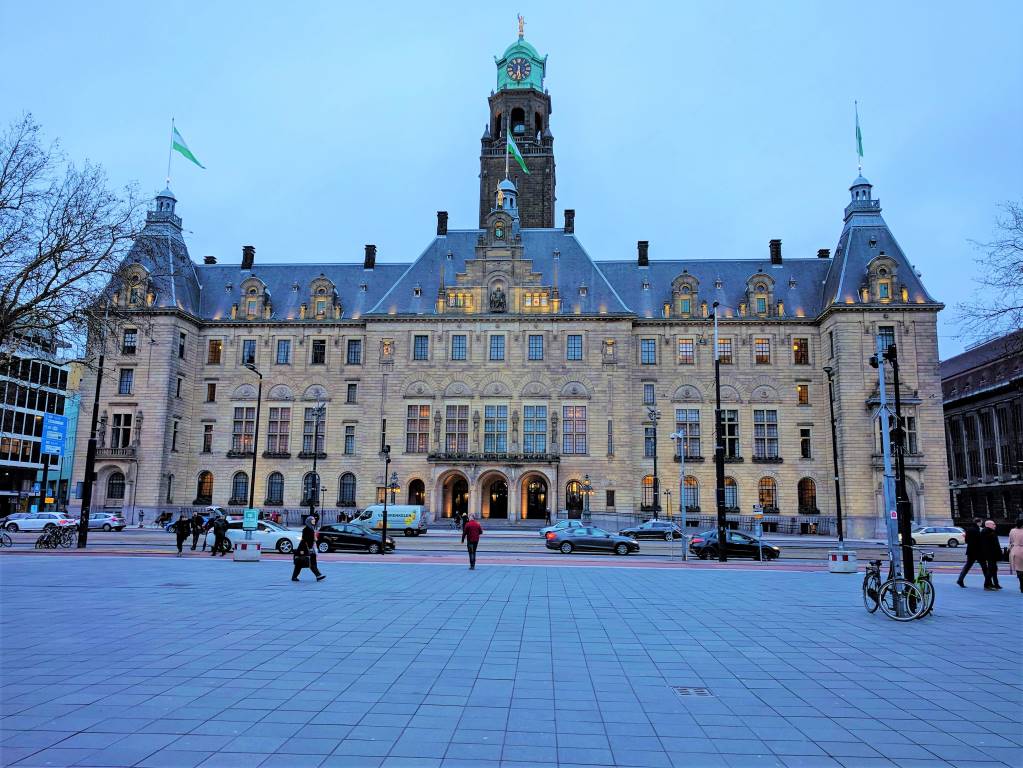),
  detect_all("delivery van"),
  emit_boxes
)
[354,504,428,536]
